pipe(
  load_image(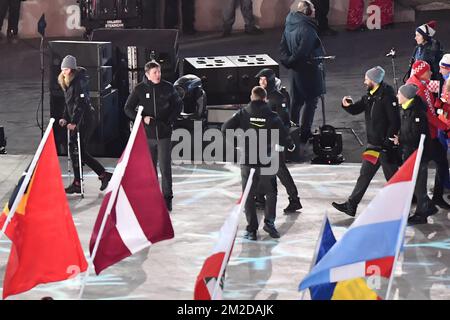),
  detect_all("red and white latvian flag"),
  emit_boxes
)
[194,169,254,300]
[89,120,174,275]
